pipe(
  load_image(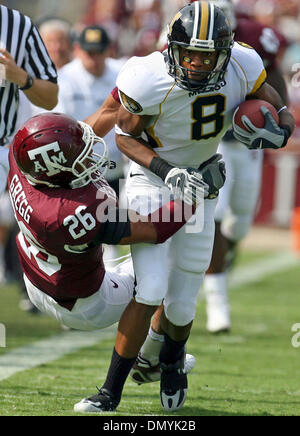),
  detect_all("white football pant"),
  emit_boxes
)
[126,162,217,326]
[24,257,135,331]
